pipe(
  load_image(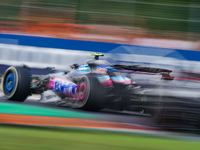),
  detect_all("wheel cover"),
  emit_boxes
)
[78,83,87,100]
[72,76,90,108]
[4,74,15,92]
